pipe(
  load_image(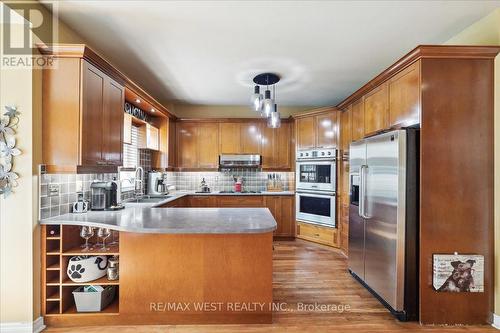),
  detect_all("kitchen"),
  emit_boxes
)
[0,1,499,332]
